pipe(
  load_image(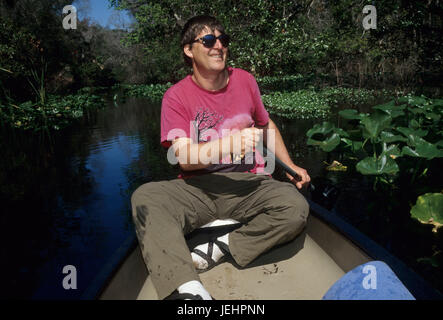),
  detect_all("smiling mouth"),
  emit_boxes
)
[210,56,224,63]
[209,52,224,59]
